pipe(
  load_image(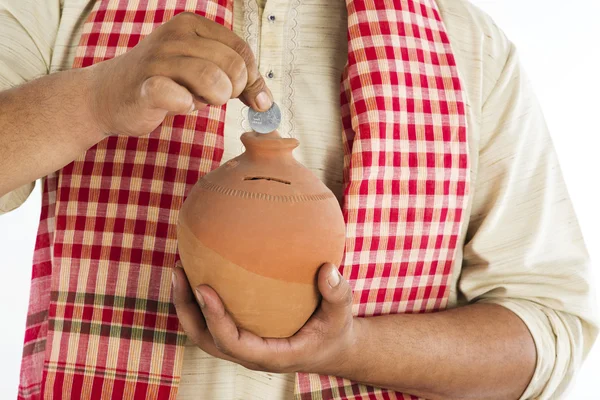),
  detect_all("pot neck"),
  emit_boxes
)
[240,131,299,159]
